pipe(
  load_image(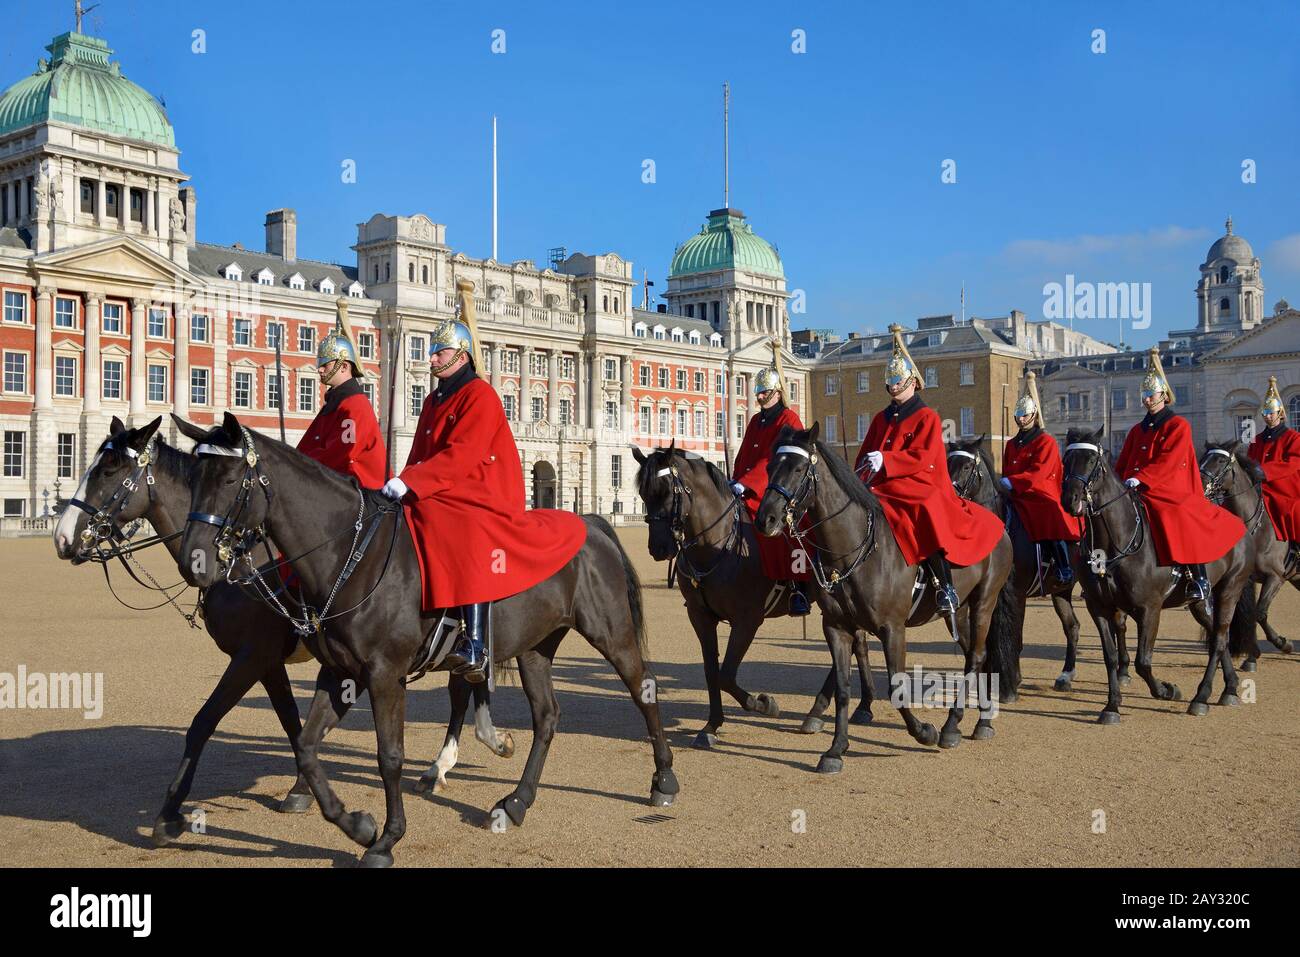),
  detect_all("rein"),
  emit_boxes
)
[1063,442,1145,572]
[644,462,743,588]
